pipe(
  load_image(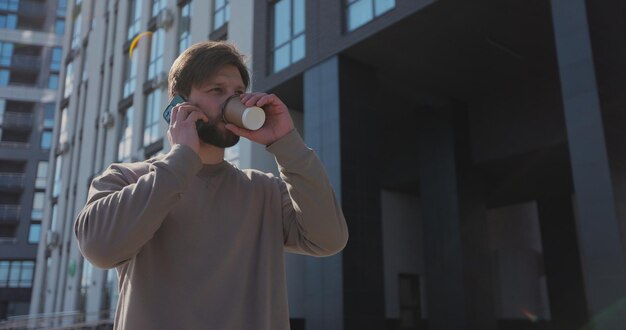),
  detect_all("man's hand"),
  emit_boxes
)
[226,93,295,146]
[167,102,208,155]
